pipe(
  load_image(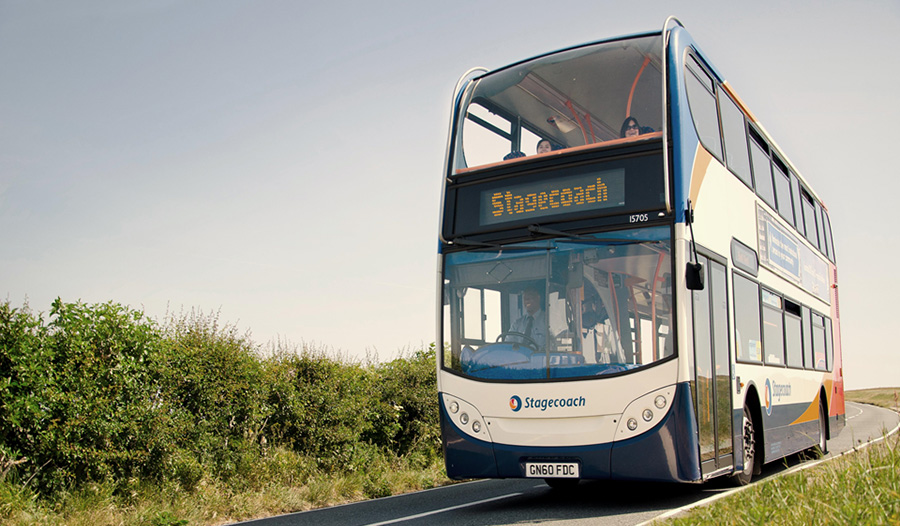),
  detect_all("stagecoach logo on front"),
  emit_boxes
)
[509,394,586,412]
[764,379,773,416]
